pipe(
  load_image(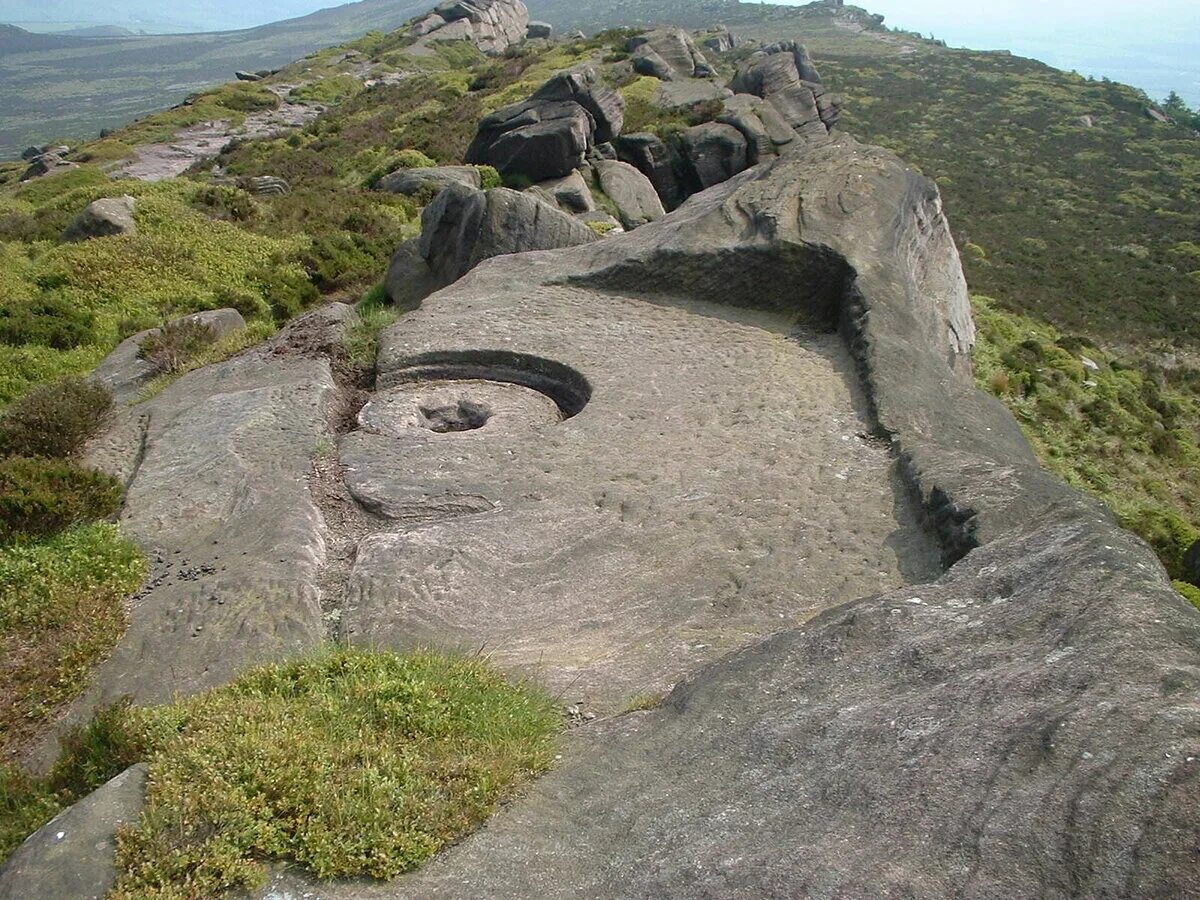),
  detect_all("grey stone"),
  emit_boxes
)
[384,238,441,311]
[526,20,552,39]
[422,0,529,55]
[614,132,683,210]
[628,28,713,81]
[235,70,263,81]
[259,132,1196,900]
[61,195,137,242]
[88,307,246,406]
[466,98,594,180]
[411,13,445,36]
[244,175,290,196]
[418,184,598,286]
[732,42,840,139]
[20,152,77,182]
[681,121,749,190]
[1145,106,1171,123]
[530,68,625,144]
[593,159,664,229]
[0,765,146,900]
[526,170,594,213]
[701,28,739,54]
[376,165,482,196]
[20,145,41,160]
